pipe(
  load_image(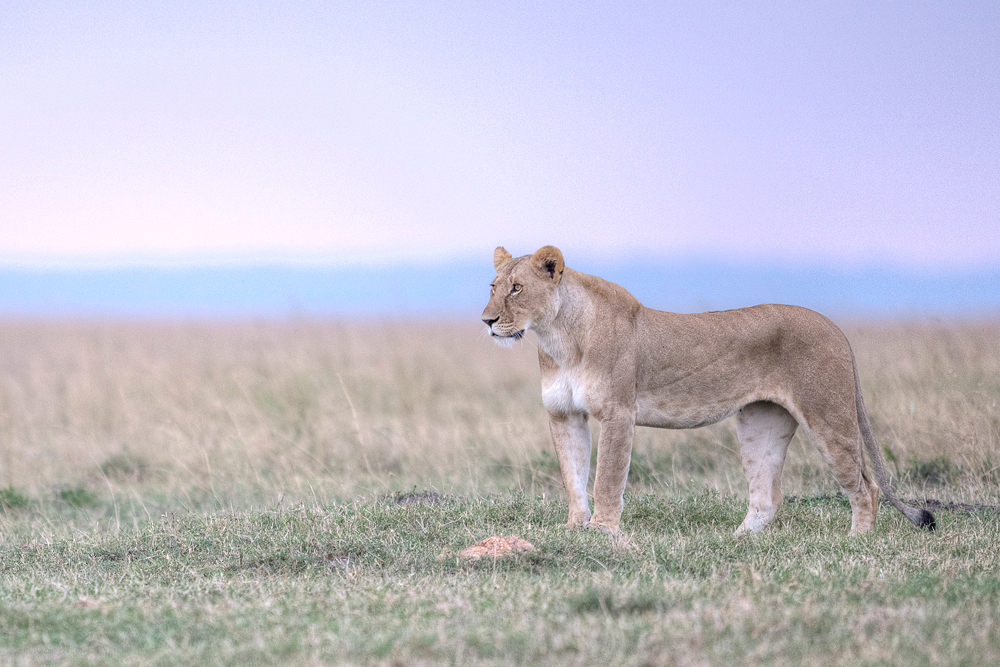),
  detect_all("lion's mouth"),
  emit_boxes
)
[489,328,525,345]
[490,329,524,339]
